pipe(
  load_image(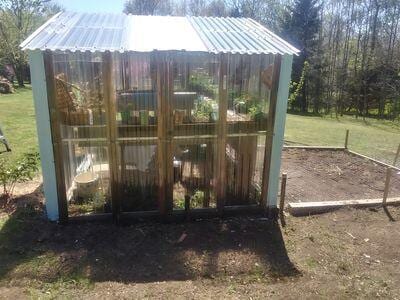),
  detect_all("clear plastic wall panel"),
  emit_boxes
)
[226,54,275,134]
[113,53,157,138]
[52,52,110,215]
[112,53,159,212]
[171,53,219,209]
[172,141,217,209]
[224,54,275,206]
[61,141,111,216]
[117,141,158,212]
